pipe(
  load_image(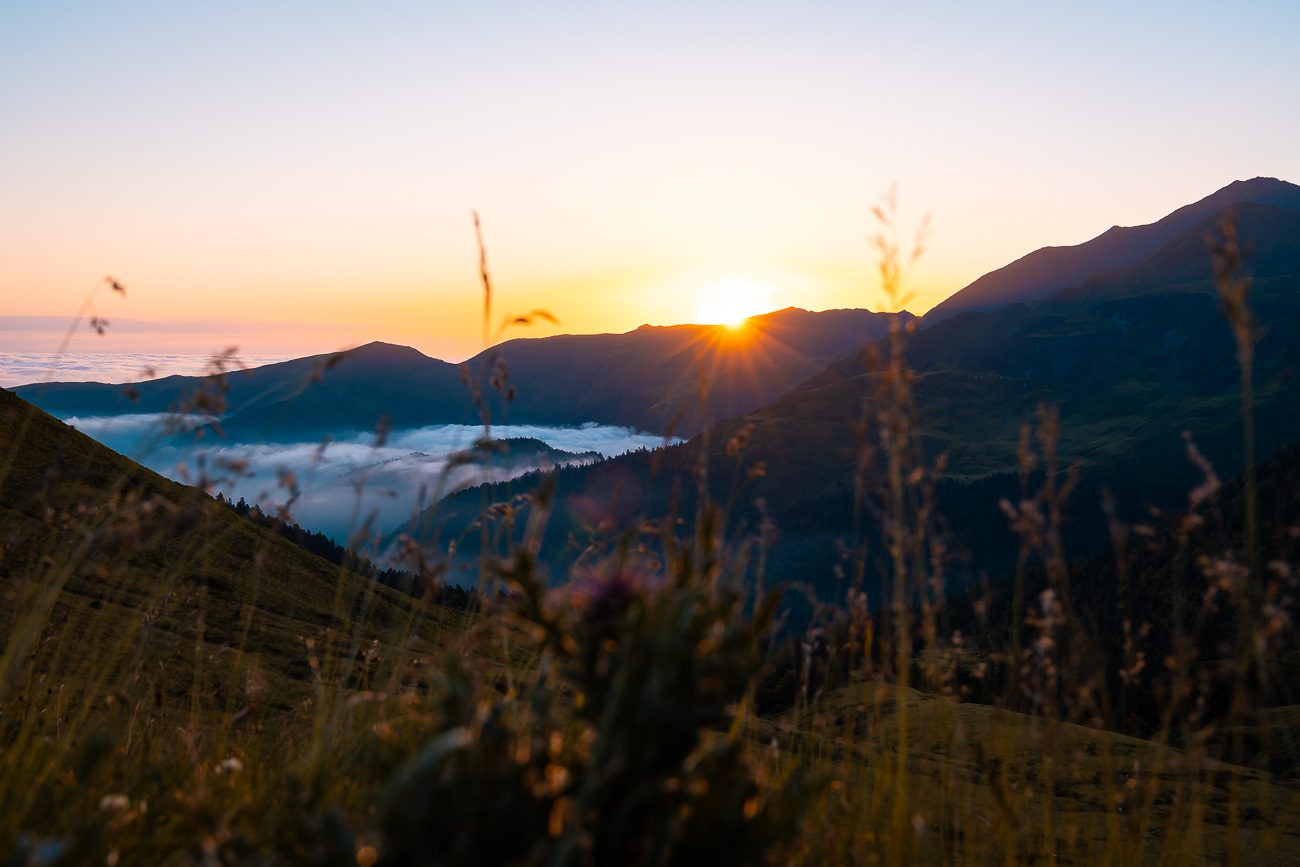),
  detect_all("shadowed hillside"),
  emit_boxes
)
[483,306,911,436]
[750,199,1300,493]
[10,341,476,441]
[0,386,448,718]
